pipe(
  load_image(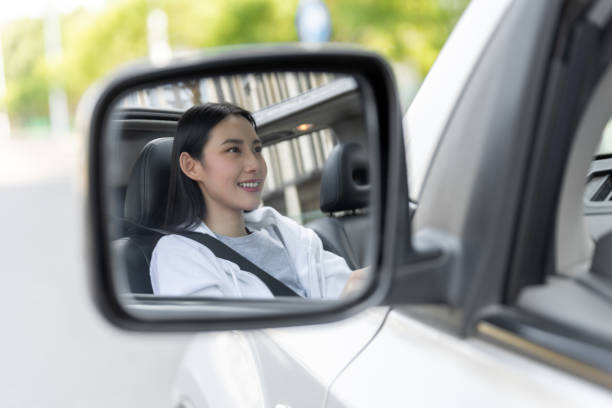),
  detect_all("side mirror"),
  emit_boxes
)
[85,45,411,331]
